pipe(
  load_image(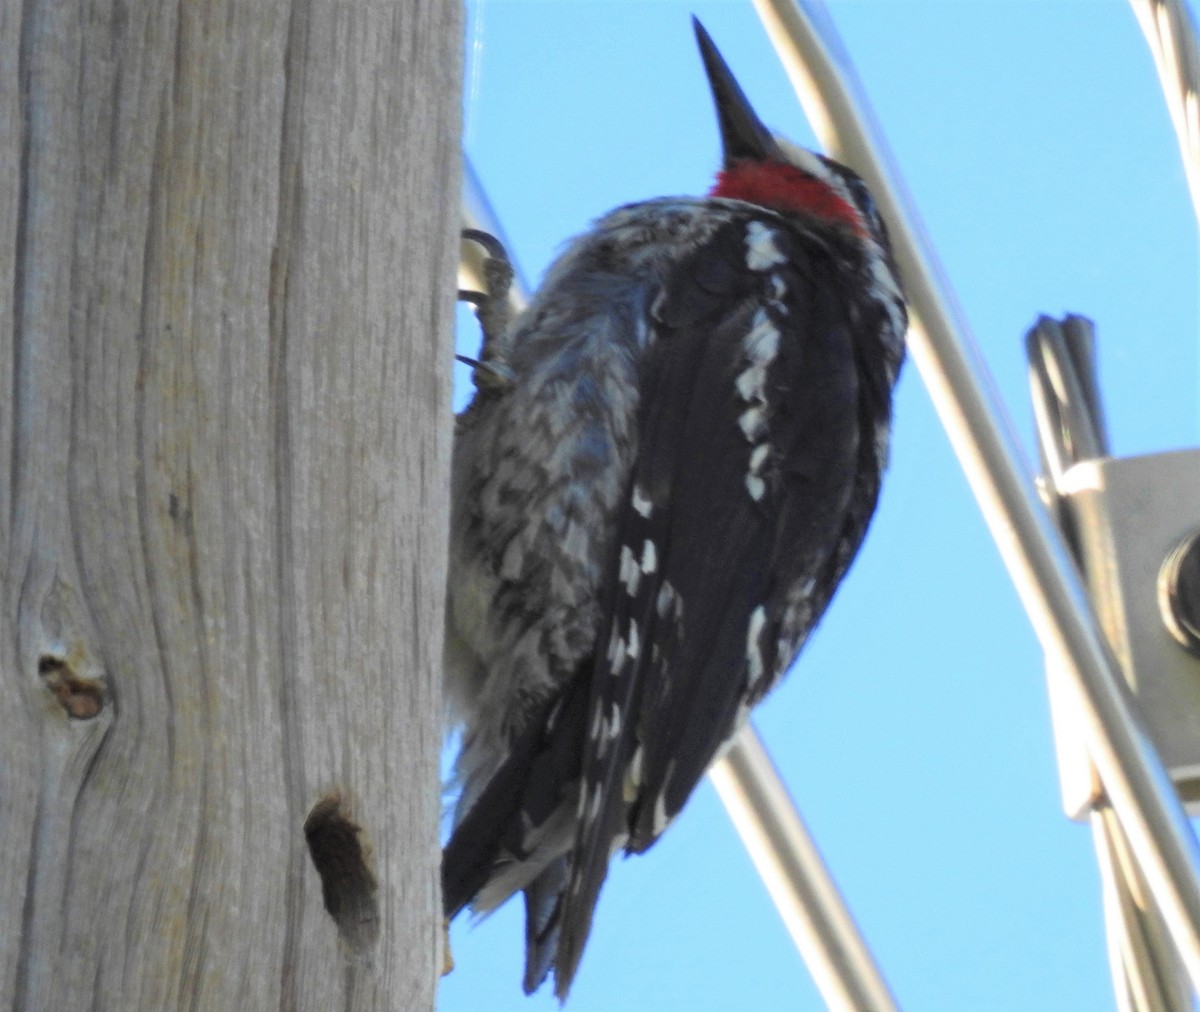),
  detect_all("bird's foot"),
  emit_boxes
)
[458,229,516,391]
